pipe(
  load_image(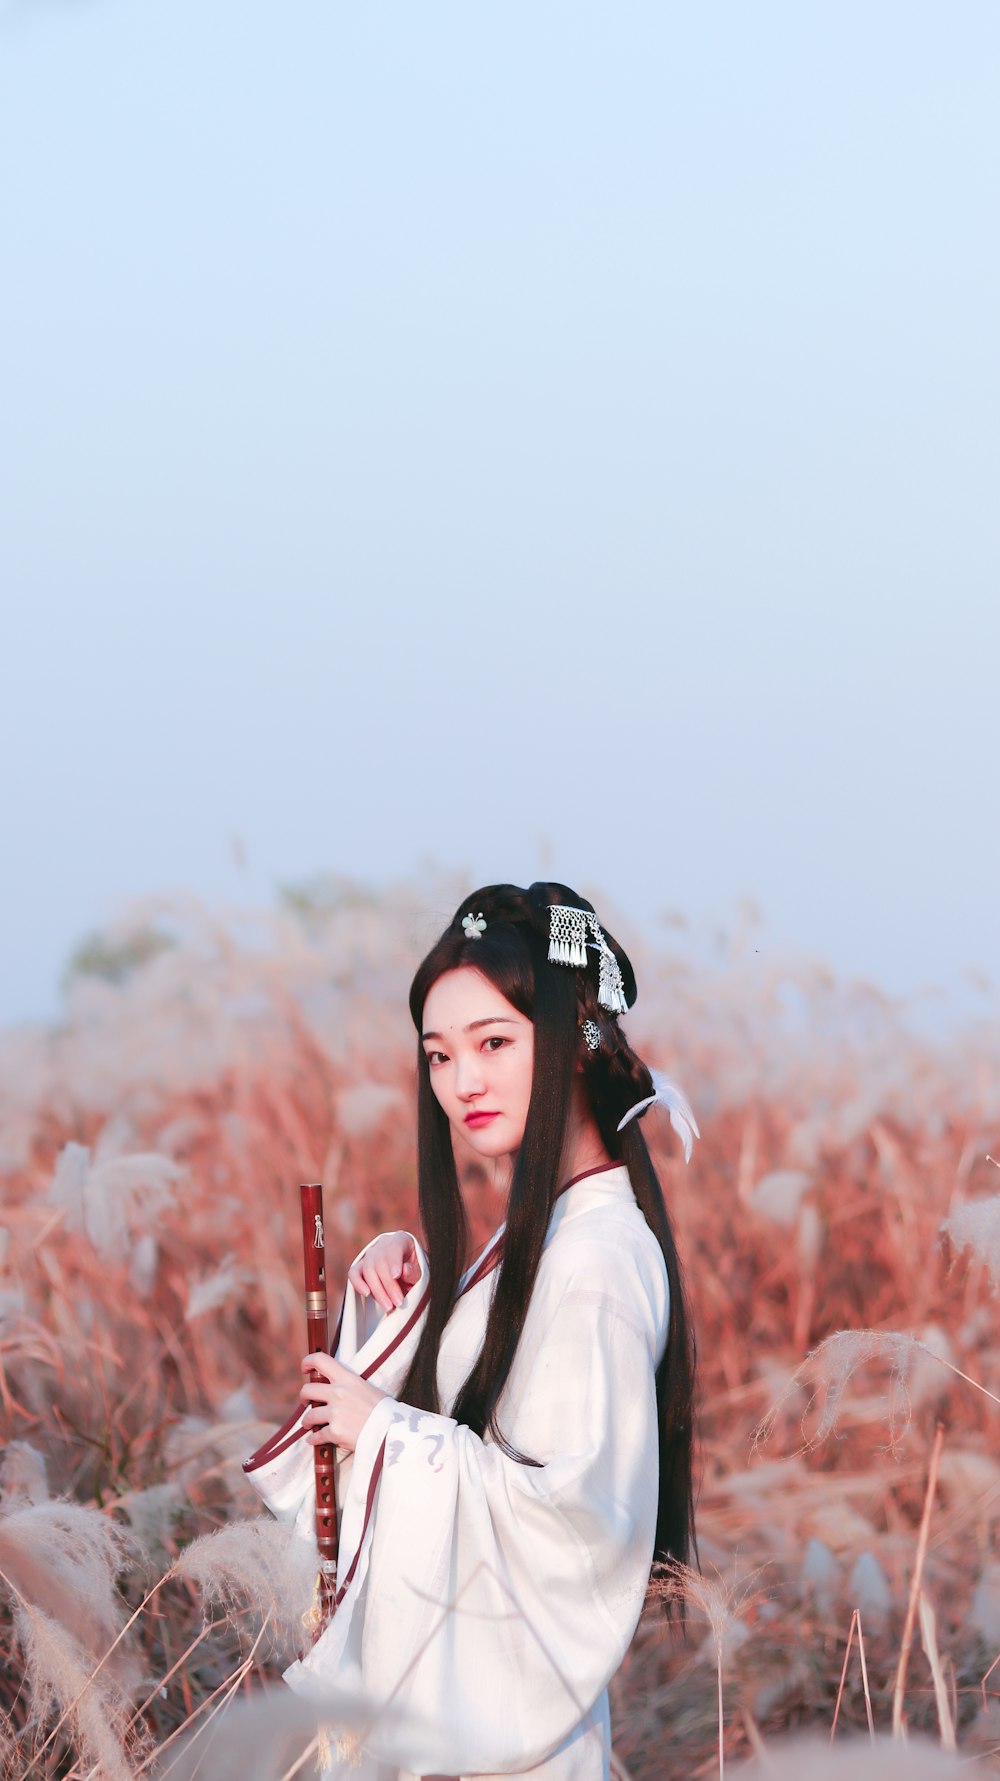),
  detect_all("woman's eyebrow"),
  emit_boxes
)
[421,1017,520,1041]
